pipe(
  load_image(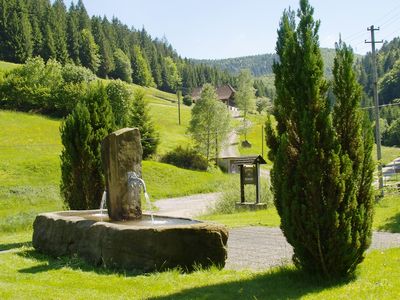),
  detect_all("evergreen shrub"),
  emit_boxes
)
[161,146,208,171]
[60,83,114,209]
